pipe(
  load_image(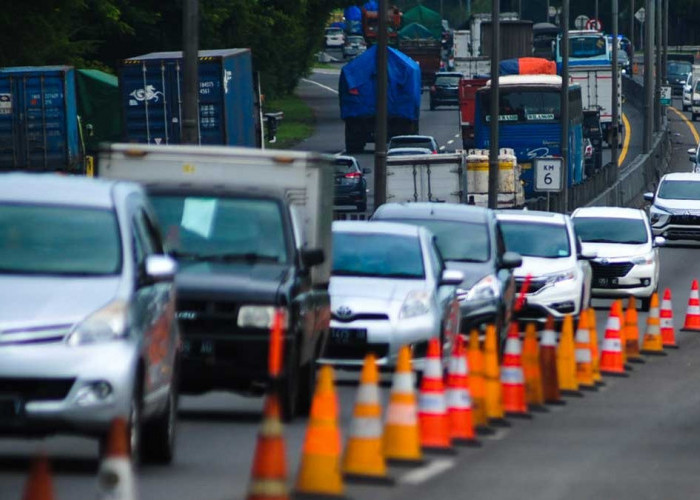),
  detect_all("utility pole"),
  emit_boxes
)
[643,0,653,152]
[662,0,668,81]
[654,0,662,132]
[374,0,388,209]
[560,0,569,213]
[487,0,500,209]
[182,0,199,145]
[611,0,620,168]
[629,0,634,51]
[594,0,598,27]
